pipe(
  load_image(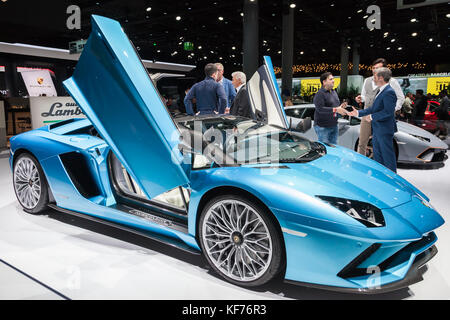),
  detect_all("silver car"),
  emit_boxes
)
[285,104,449,168]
